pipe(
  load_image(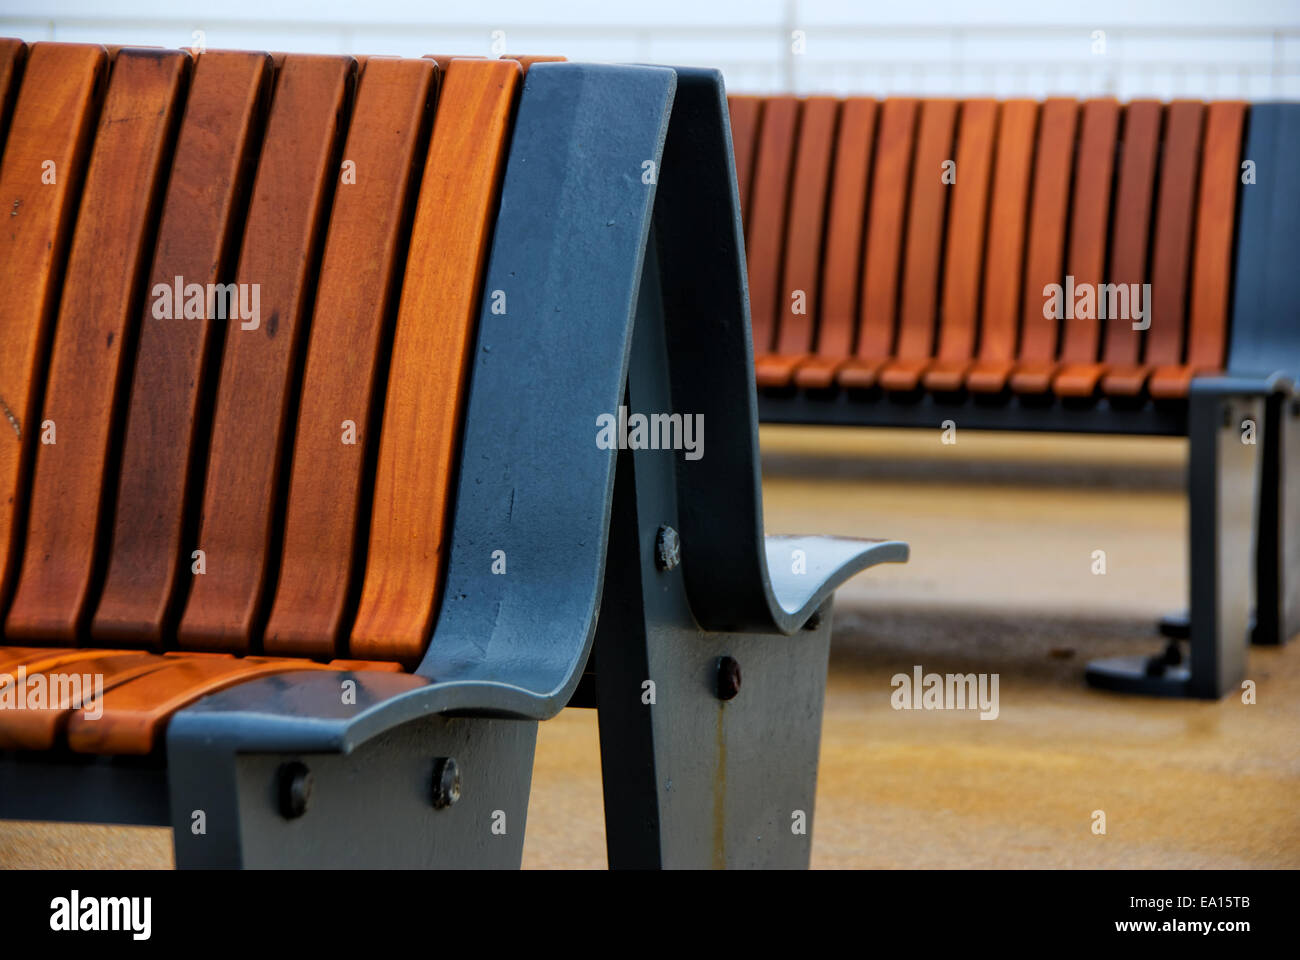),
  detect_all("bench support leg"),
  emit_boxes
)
[1087,391,1263,698]
[168,715,536,868]
[1158,391,1299,647]
[592,499,831,867]
[1253,393,1300,645]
